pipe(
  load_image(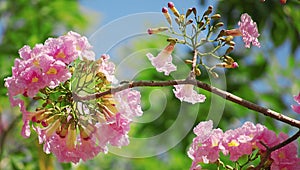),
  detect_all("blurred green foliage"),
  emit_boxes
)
[1,0,299,170]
